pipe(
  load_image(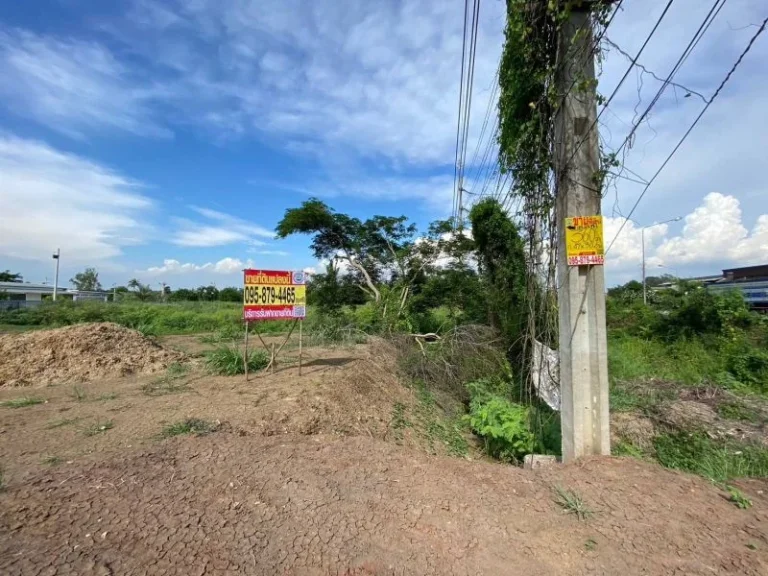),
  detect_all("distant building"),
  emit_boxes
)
[0,282,109,309]
[708,265,768,311]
